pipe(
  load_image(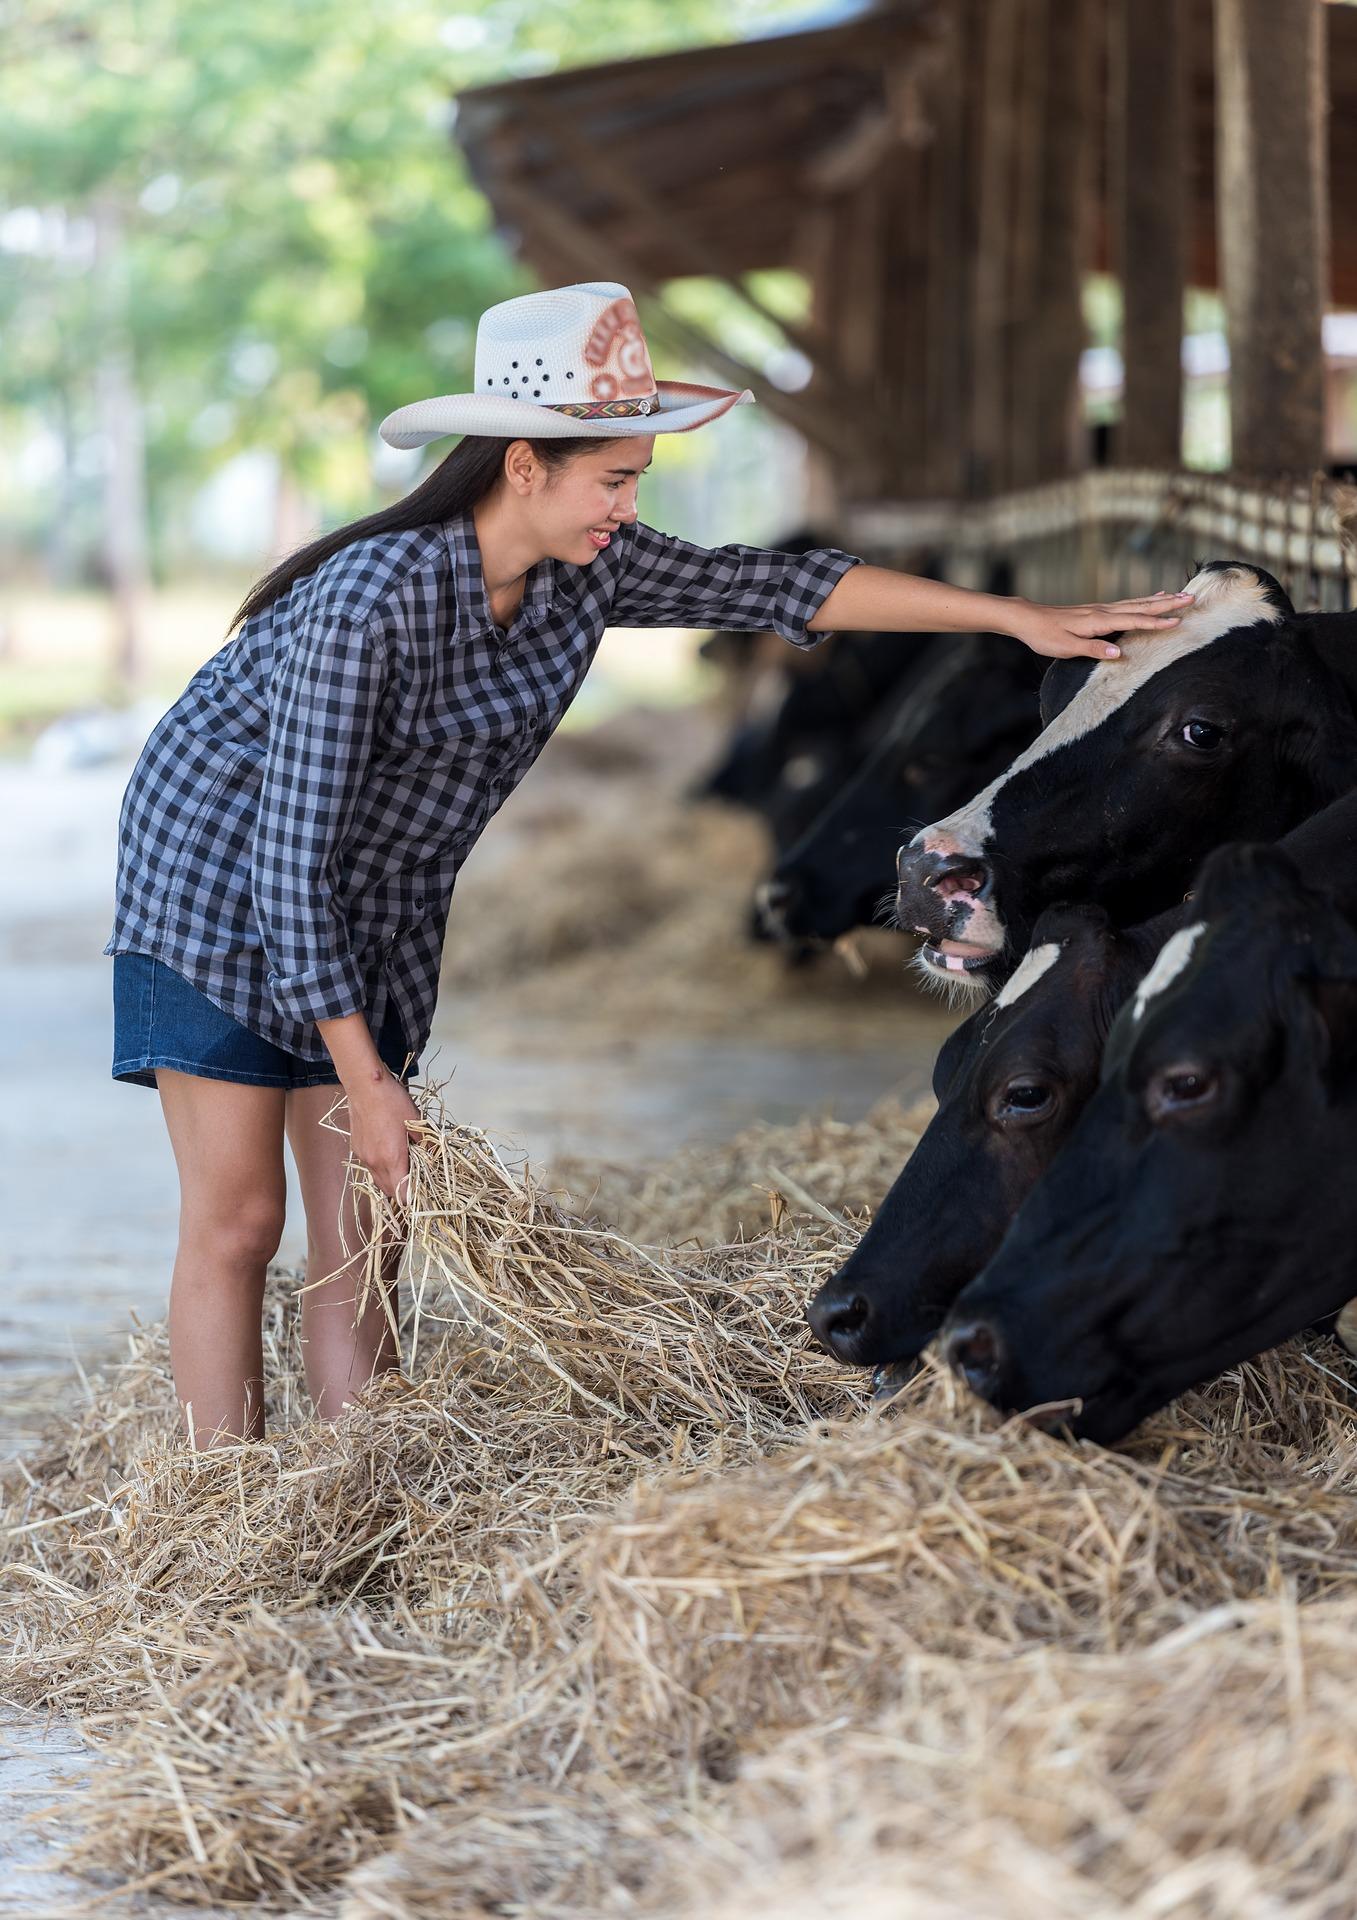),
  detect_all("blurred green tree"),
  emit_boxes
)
[0,0,809,677]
